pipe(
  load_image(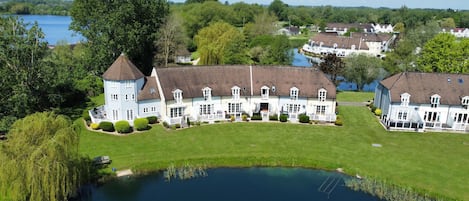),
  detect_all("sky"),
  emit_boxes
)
[172,0,469,10]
